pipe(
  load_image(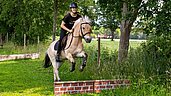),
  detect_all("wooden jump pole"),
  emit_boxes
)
[97,37,101,67]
